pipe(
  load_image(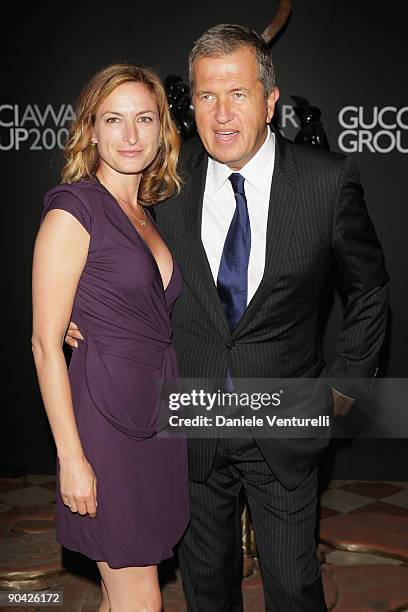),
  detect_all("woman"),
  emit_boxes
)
[31,63,189,611]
